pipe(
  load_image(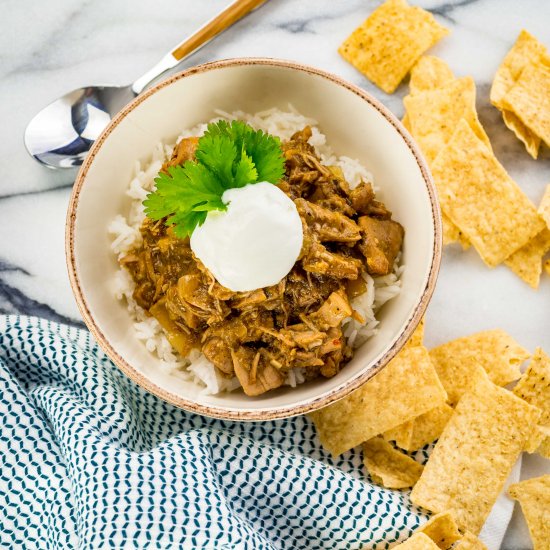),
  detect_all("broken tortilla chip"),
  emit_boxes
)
[386,403,454,451]
[454,532,488,550]
[508,475,550,550]
[393,533,440,550]
[409,55,455,95]
[502,110,541,159]
[362,436,423,489]
[383,422,412,450]
[504,228,550,288]
[411,369,541,534]
[537,184,550,227]
[404,77,492,163]
[429,329,528,406]
[418,511,461,549]
[442,213,470,249]
[309,346,447,456]
[501,61,550,149]
[490,30,548,158]
[545,259,550,276]
[430,119,546,267]
[513,348,550,458]
[505,185,550,289]
[525,425,550,455]
[490,30,548,108]
[338,0,449,94]
[405,317,425,348]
